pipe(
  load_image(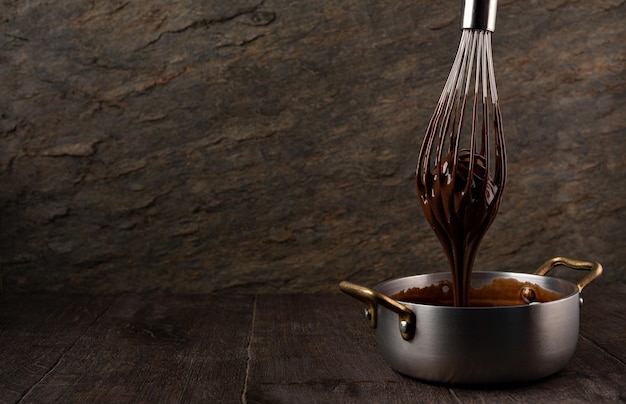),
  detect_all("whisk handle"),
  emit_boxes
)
[463,0,498,32]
